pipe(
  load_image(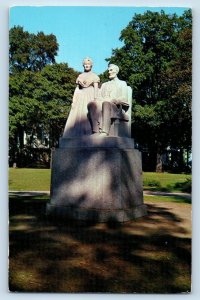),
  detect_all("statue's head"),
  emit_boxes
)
[82,57,93,72]
[108,64,119,79]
